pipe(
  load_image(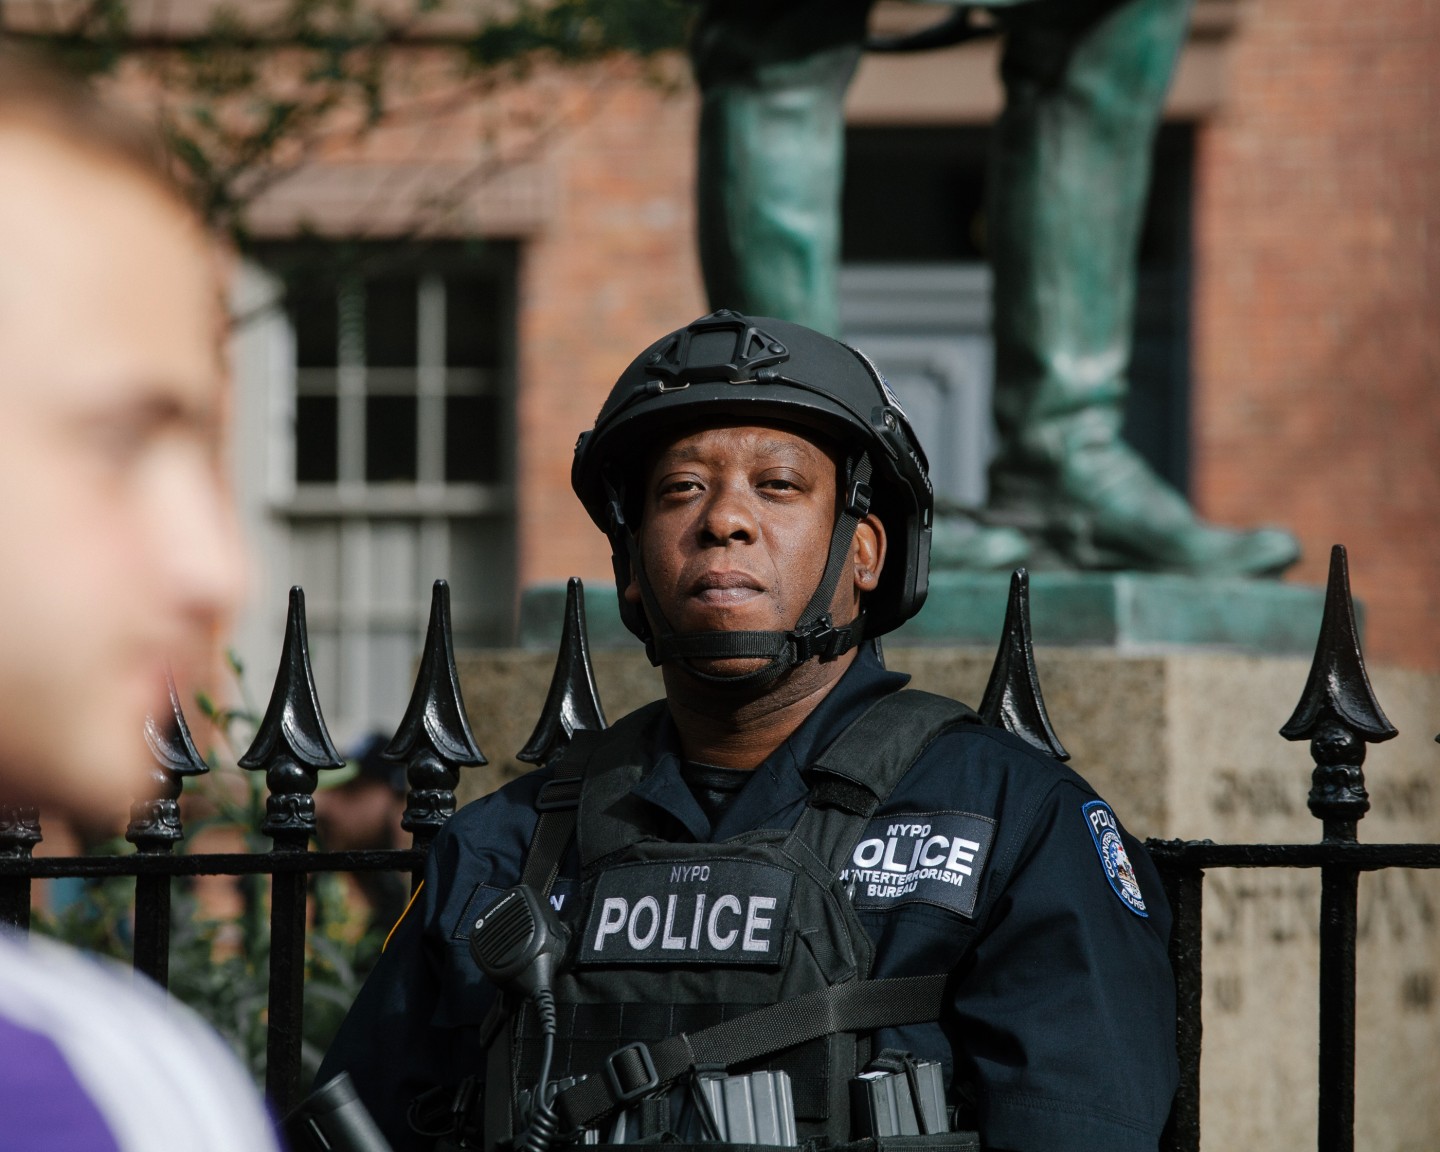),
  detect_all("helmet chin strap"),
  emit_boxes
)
[610,454,875,689]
